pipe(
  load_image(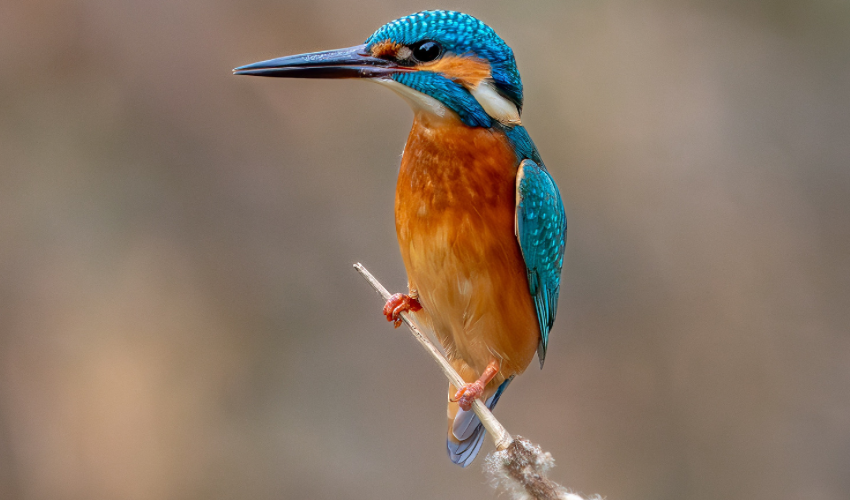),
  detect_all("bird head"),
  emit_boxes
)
[234,11,523,128]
